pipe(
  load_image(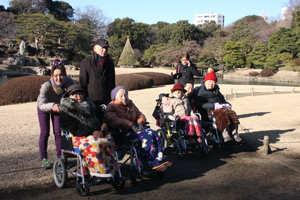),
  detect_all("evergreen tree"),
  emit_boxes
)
[248,42,268,68]
[118,36,137,66]
[223,40,245,69]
